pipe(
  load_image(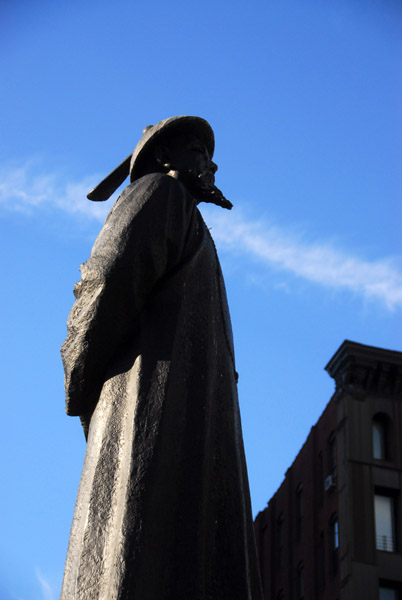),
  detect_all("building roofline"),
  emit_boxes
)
[325,340,402,380]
